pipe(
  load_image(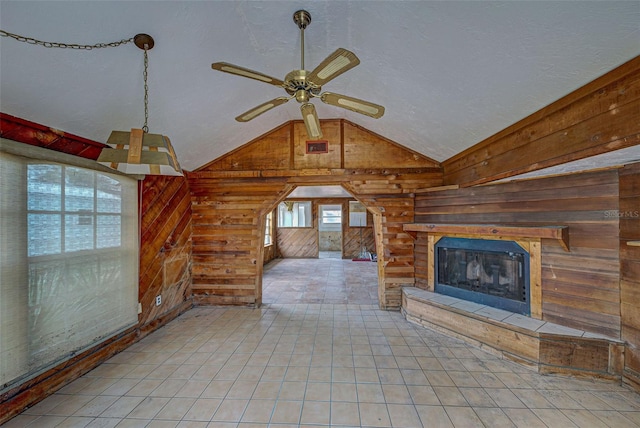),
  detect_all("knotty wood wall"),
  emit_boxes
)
[443,55,640,186]
[415,169,621,338]
[189,119,442,309]
[275,198,376,259]
[139,175,193,327]
[0,120,193,424]
[620,163,640,389]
